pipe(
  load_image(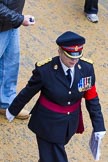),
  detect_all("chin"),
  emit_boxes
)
[69,64,74,67]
